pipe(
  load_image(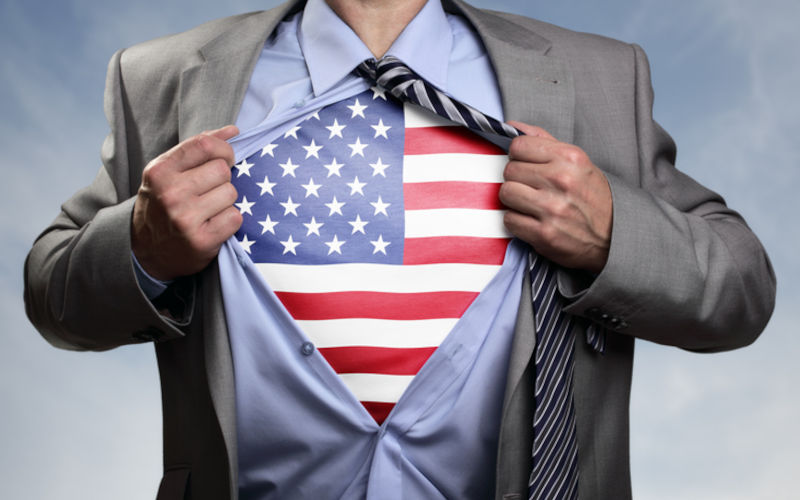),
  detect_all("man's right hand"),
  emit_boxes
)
[131,125,242,281]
